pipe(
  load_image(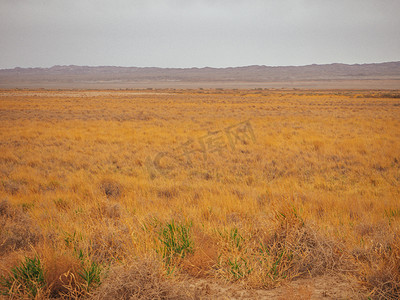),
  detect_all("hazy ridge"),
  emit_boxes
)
[1,62,400,89]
